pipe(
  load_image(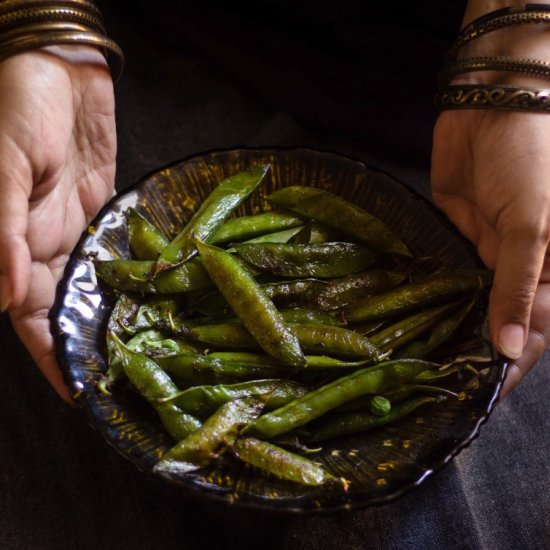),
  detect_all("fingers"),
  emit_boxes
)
[499,281,550,399]
[9,261,73,405]
[0,147,32,312]
[488,215,549,361]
